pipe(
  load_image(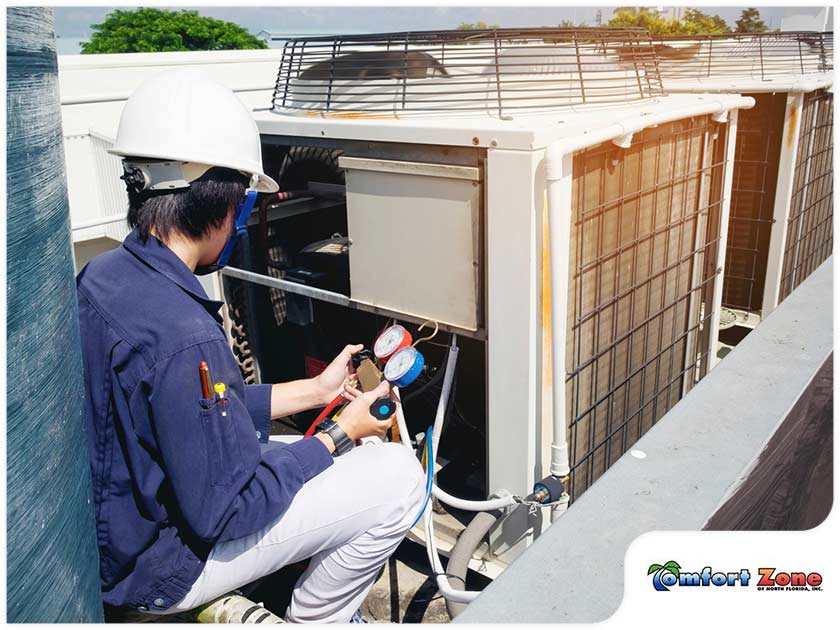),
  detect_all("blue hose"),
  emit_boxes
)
[411,426,435,527]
